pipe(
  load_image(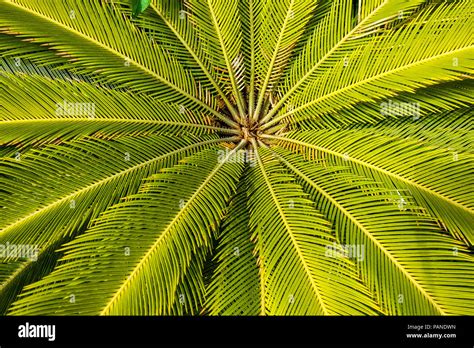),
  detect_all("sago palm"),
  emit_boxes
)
[0,0,473,316]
